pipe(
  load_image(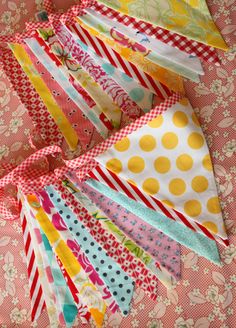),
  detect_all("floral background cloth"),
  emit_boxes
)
[0,0,236,327]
